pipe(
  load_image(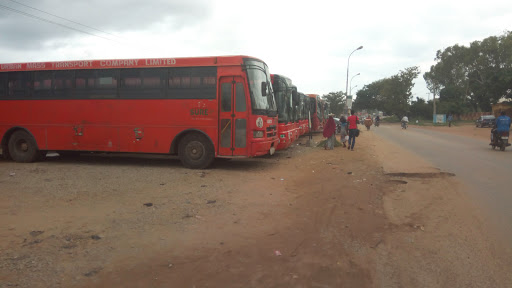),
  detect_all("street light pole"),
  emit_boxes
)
[350,85,358,95]
[345,46,363,112]
[349,72,360,95]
